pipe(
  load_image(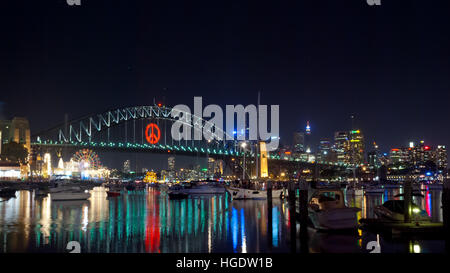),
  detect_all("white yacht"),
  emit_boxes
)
[50,190,91,201]
[226,181,284,200]
[302,186,360,230]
